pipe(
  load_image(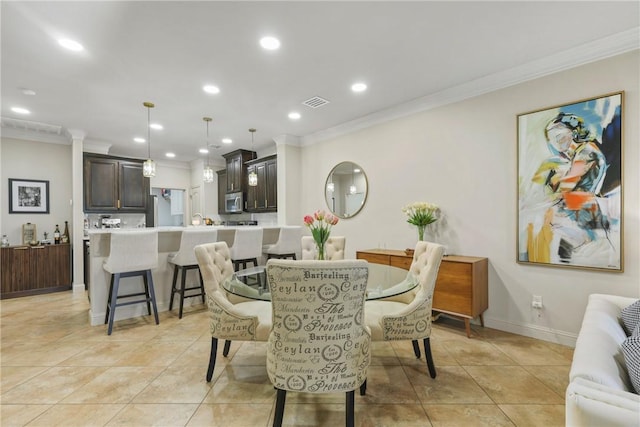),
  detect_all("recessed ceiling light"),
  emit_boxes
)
[21,89,36,96]
[222,138,232,144]
[11,107,30,115]
[260,36,280,50]
[58,38,84,52]
[199,148,209,154]
[166,152,176,158]
[149,123,163,130]
[133,137,146,143]
[203,85,220,94]
[351,82,367,93]
[354,168,361,173]
[288,112,301,120]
